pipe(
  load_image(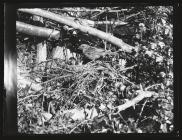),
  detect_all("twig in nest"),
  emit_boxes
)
[57,66,76,74]
[119,64,137,71]
[41,74,73,85]
[18,92,43,103]
[118,75,136,86]
[69,120,88,134]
